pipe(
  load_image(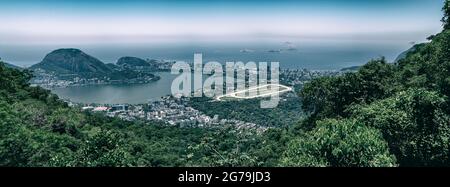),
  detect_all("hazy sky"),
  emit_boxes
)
[0,0,445,44]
